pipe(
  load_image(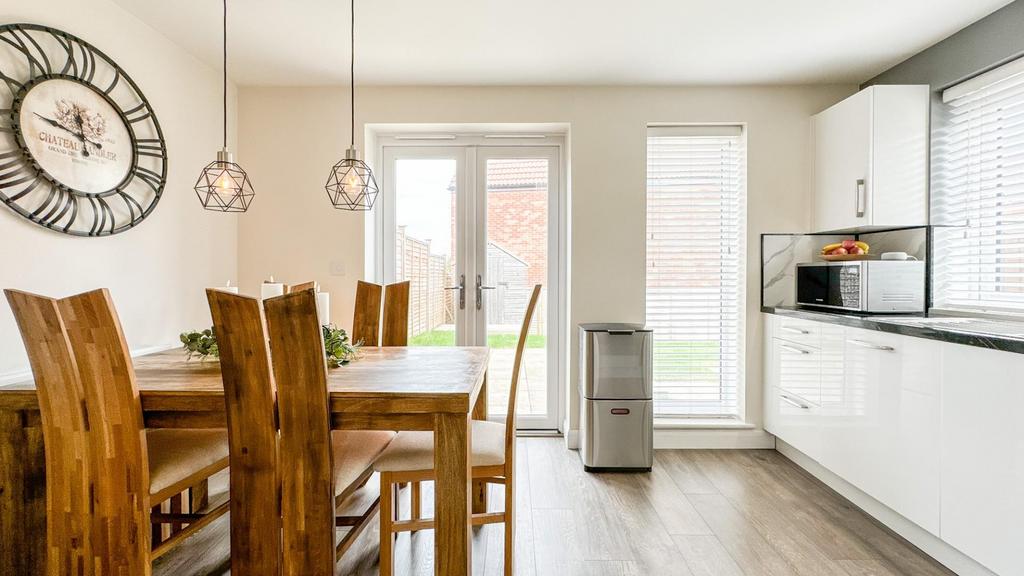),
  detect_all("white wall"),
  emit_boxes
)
[238,84,855,435]
[0,0,239,381]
